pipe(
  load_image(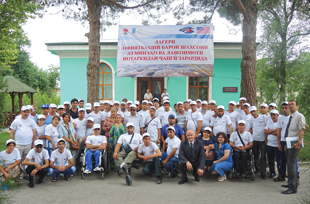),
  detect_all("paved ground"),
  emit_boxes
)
[8,164,310,204]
